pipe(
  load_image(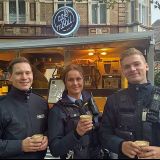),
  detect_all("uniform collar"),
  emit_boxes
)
[67,94,83,103]
[128,81,153,91]
[61,90,91,104]
[8,86,32,101]
[128,81,153,106]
